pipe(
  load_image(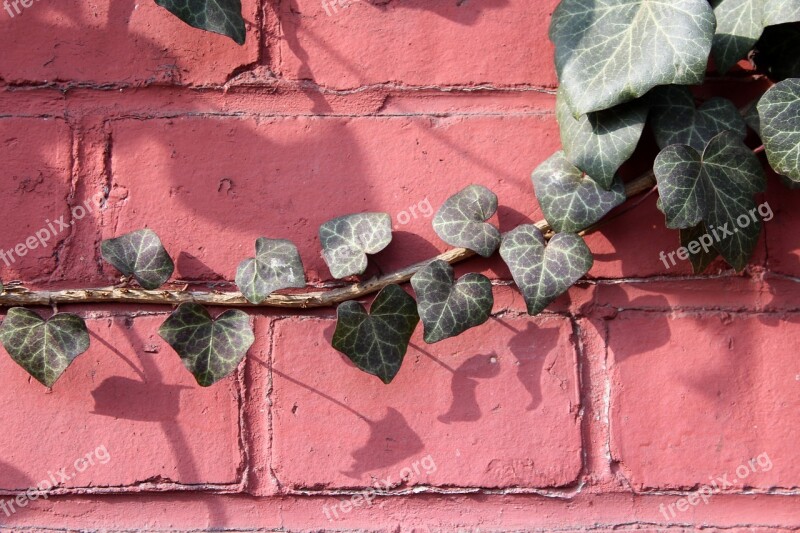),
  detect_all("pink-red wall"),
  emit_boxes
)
[1,0,799,530]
